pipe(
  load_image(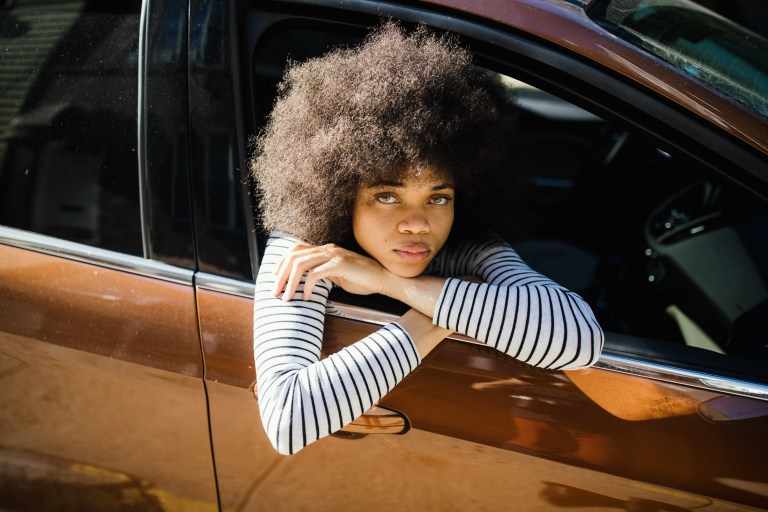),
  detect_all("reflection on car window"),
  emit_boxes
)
[0,2,143,255]
[588,0,768,118]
